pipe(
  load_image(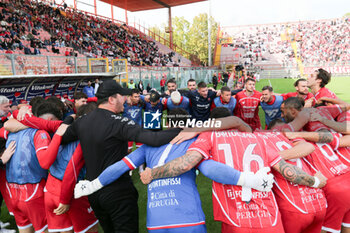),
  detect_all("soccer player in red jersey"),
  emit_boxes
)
[284,130,350,233]
[140,129,326,233]
[306,97,350,135]
[234,78,262,130]
[1,102,65,233]
[64,92,88,118]
[307,68,337,102]
[4,104,99,233]
[264,124,327,233]
[280,97,350,133]
[281,79,315,107]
